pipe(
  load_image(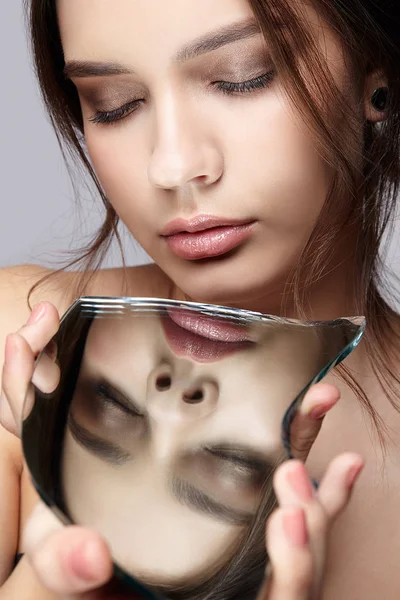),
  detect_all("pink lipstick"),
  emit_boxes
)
[161,215,256,260]
[162,310,253,362]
